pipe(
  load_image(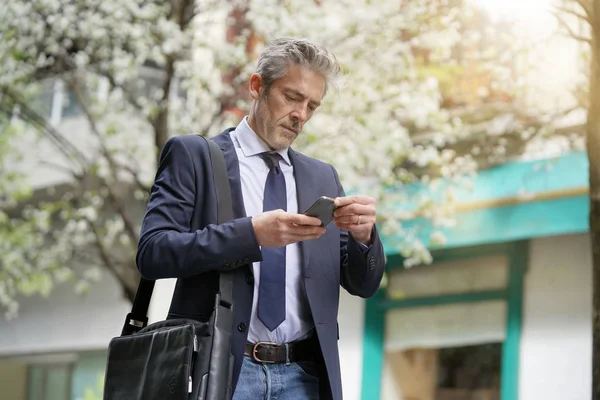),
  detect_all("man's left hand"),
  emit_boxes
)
[333,195,376,245]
